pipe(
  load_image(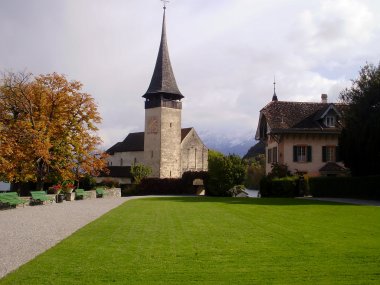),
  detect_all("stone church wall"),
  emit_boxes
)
[159,107,182,178]
[181,129,208,173]
[144,107,162,177]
